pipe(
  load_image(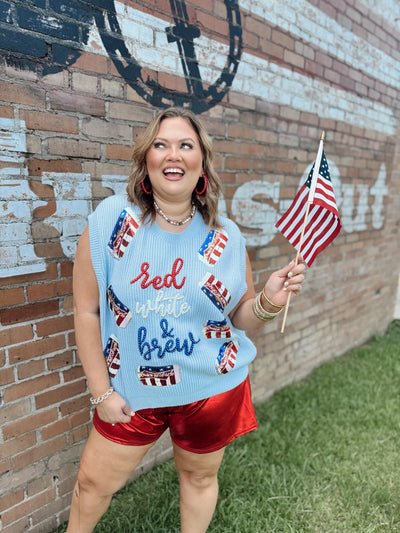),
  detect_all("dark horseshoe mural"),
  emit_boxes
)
[95,0,242,113]
[1,0,242,114]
